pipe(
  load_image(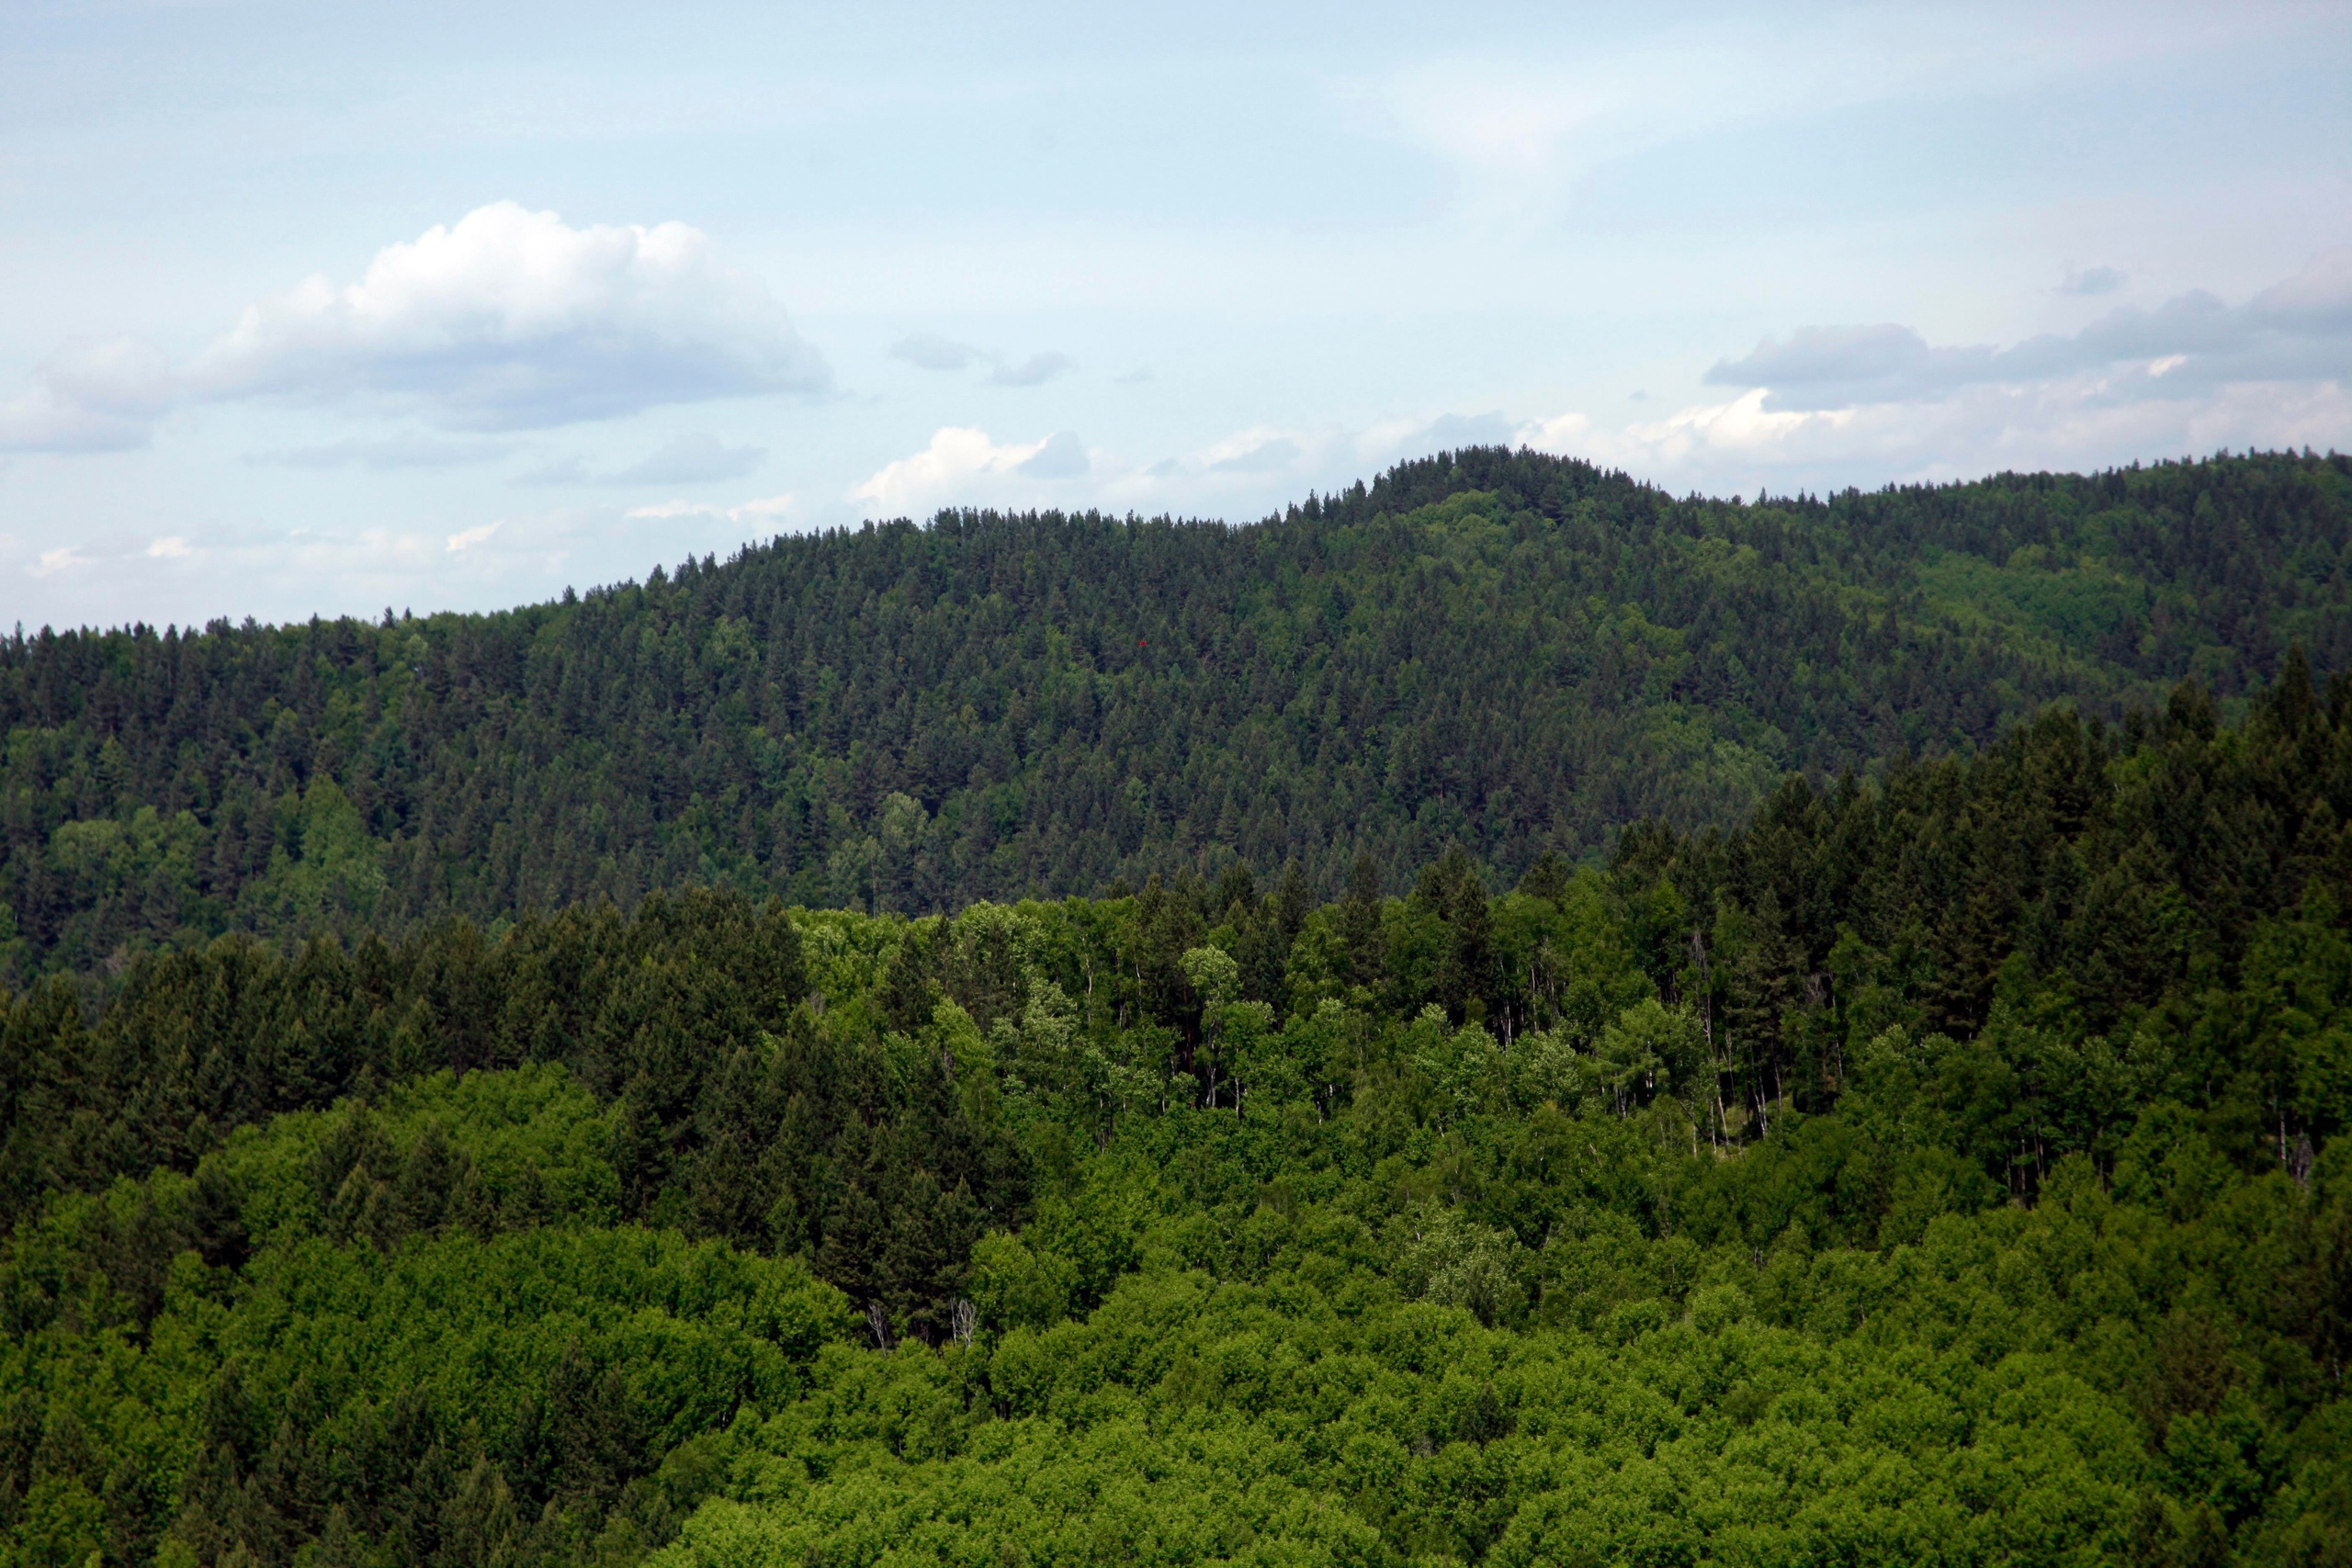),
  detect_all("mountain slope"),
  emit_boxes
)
[4,676,2349,1568]
[4,446,2346,976]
